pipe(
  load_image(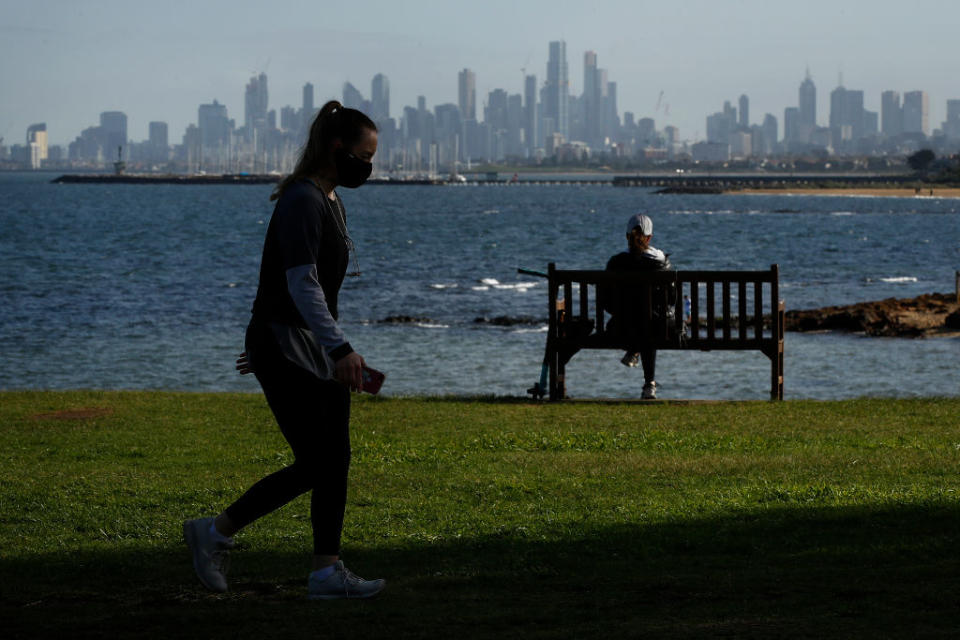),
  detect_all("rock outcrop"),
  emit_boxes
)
[785,293,960,337]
